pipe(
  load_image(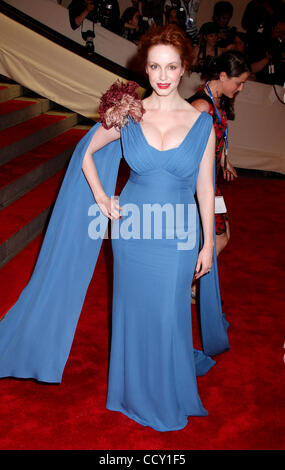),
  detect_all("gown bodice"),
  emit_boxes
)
[120,111,213,196]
